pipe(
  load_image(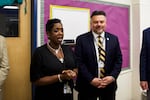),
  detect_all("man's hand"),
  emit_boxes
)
[140,81,149,90]
[90,78,102,87]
